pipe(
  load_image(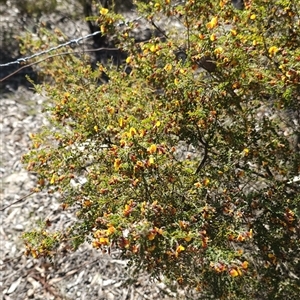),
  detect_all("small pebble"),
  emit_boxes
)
[14,224,24,231]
